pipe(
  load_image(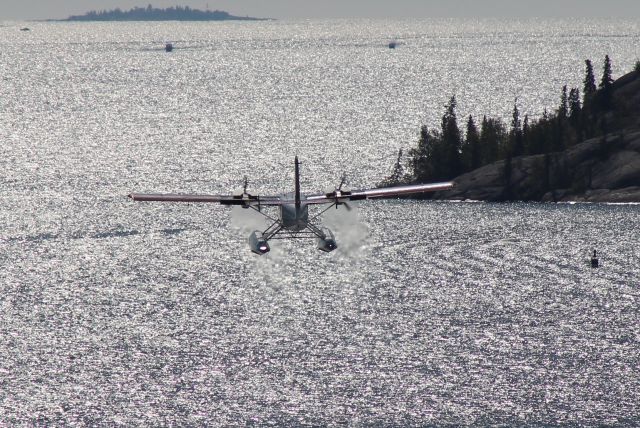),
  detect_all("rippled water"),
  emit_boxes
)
[1,19,639,425]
